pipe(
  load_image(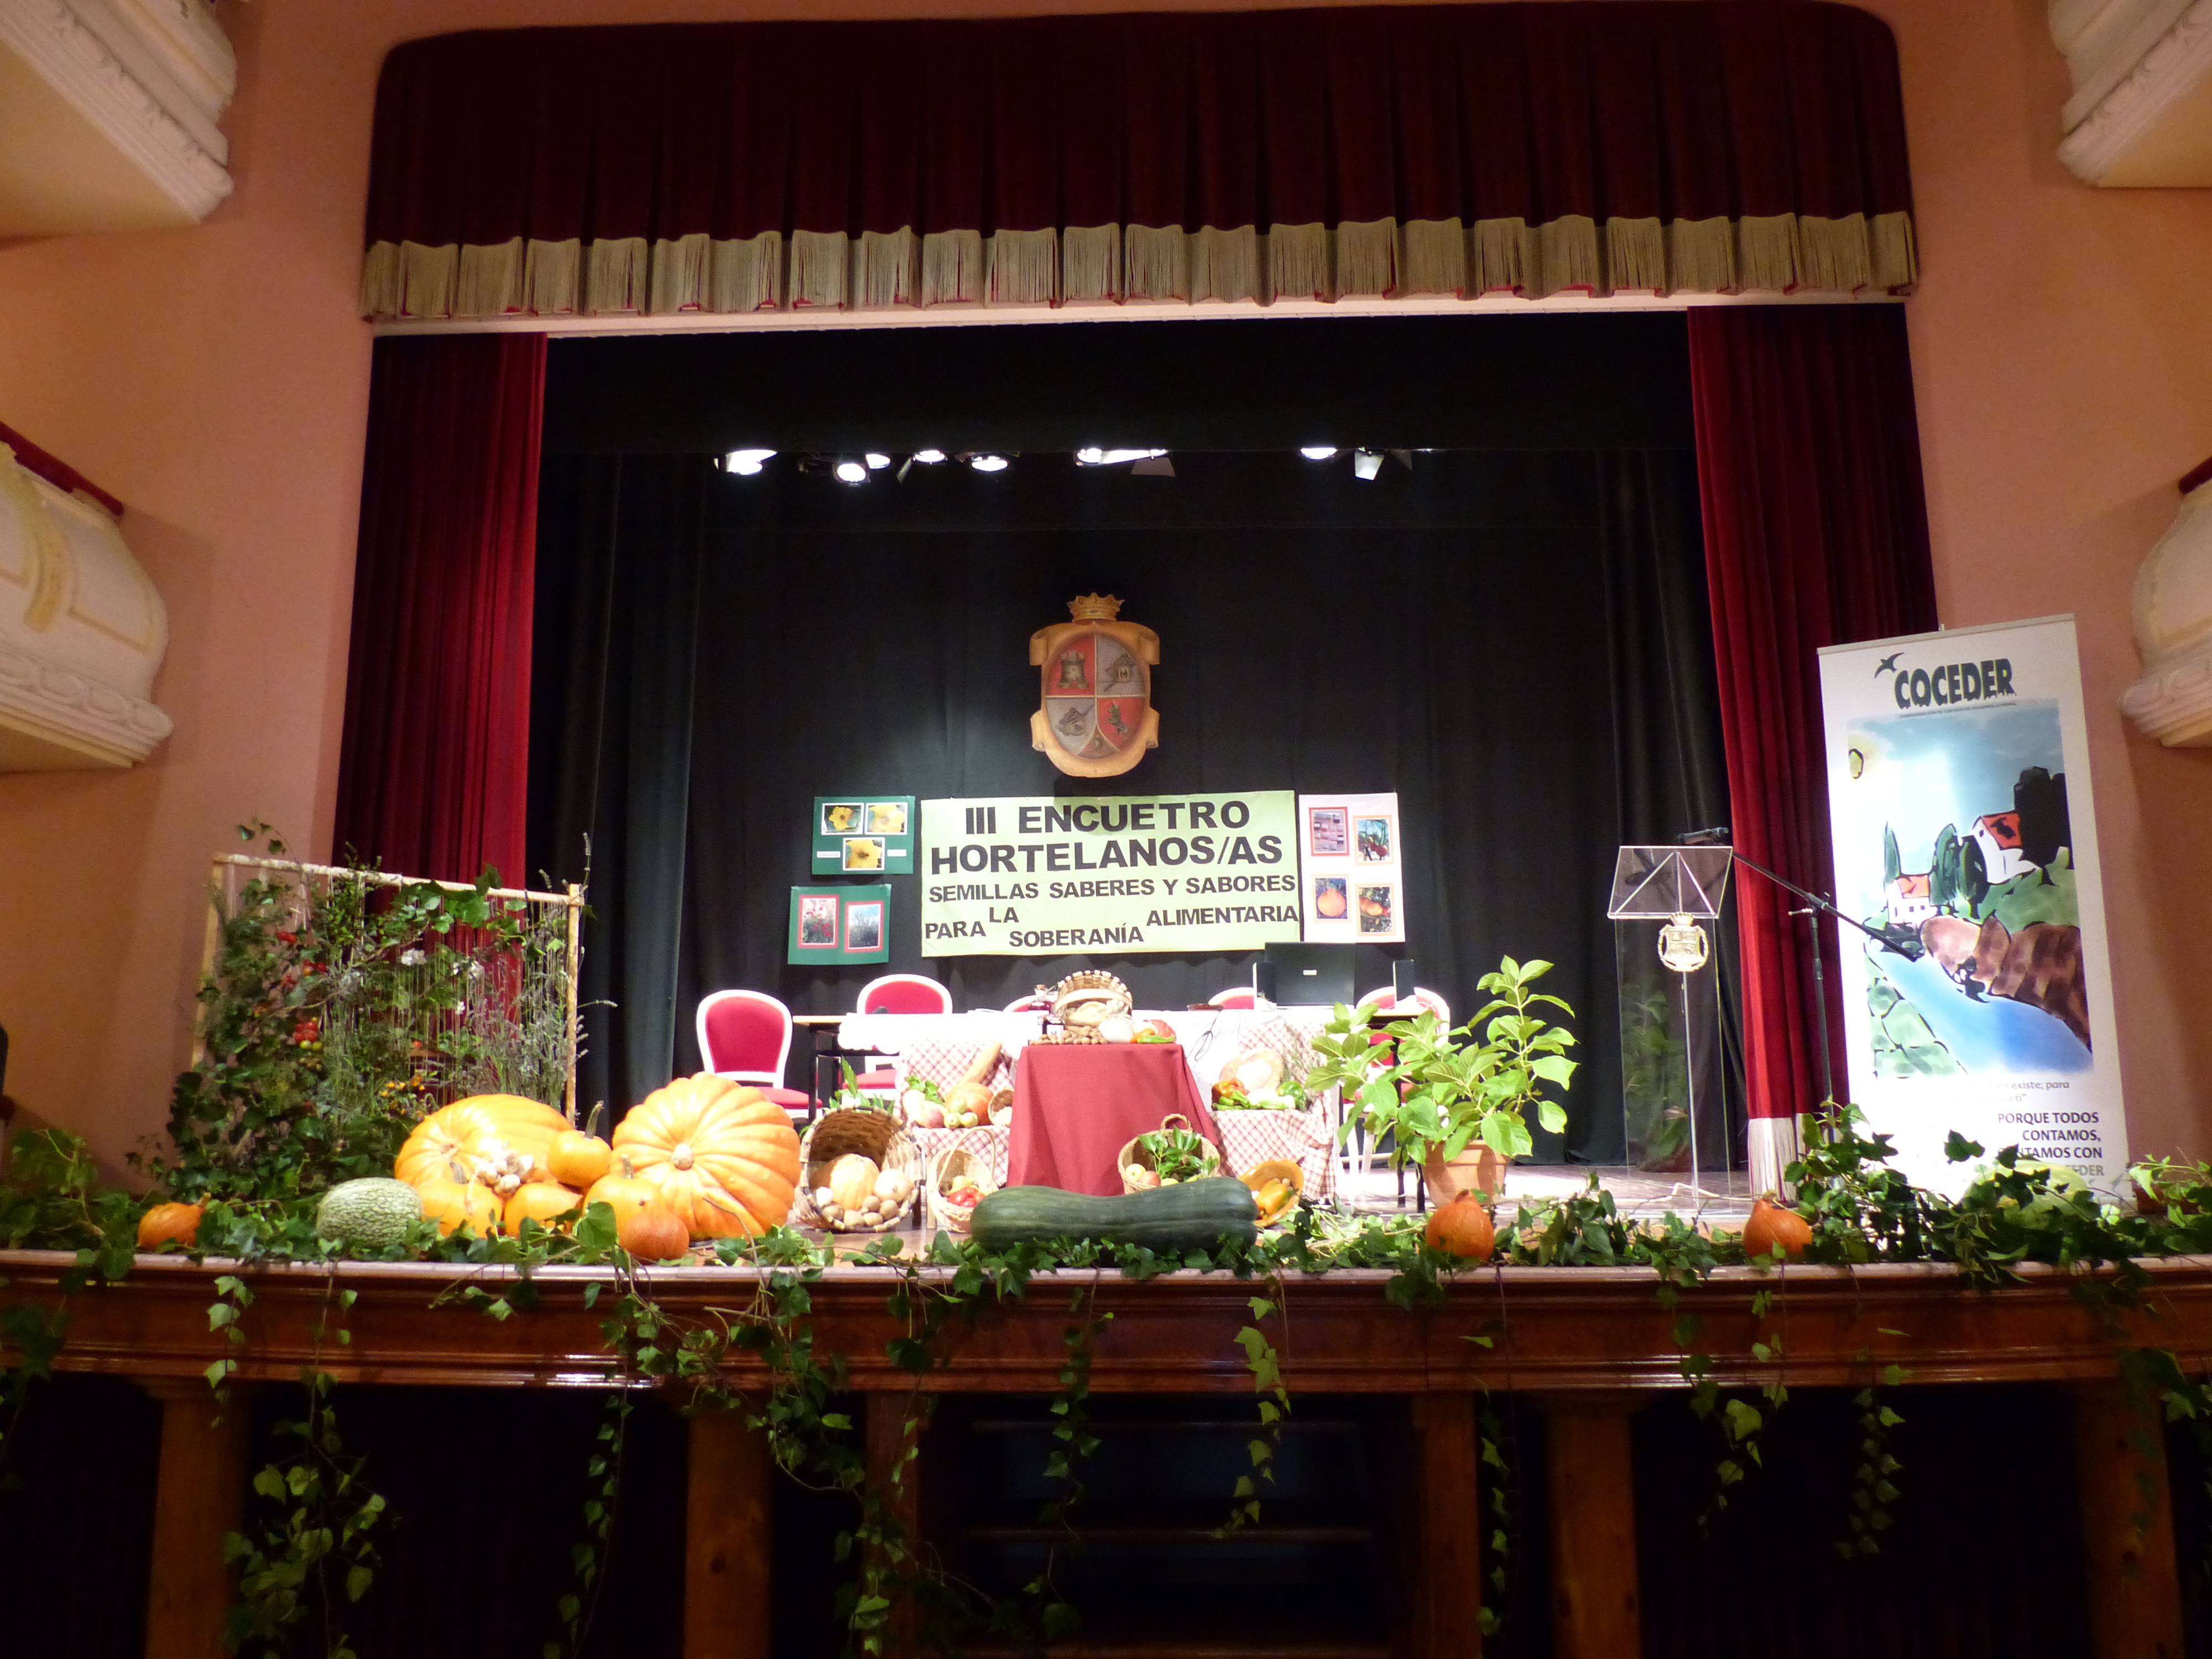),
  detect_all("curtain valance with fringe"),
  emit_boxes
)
[361,3,1918,324]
